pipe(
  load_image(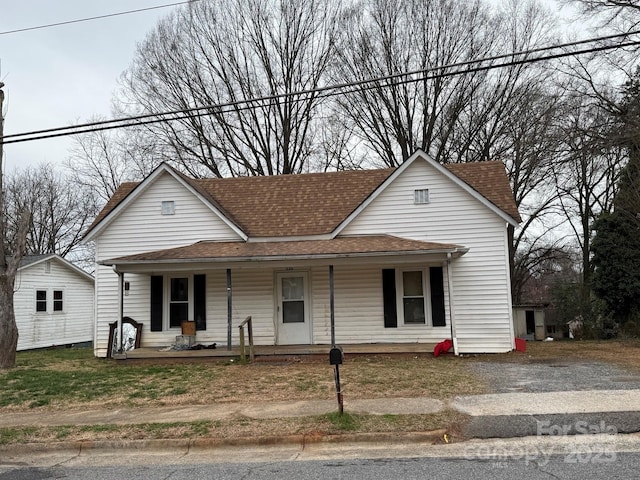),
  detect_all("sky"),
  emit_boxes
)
[0,0,186,172]
[0,0,576,175]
